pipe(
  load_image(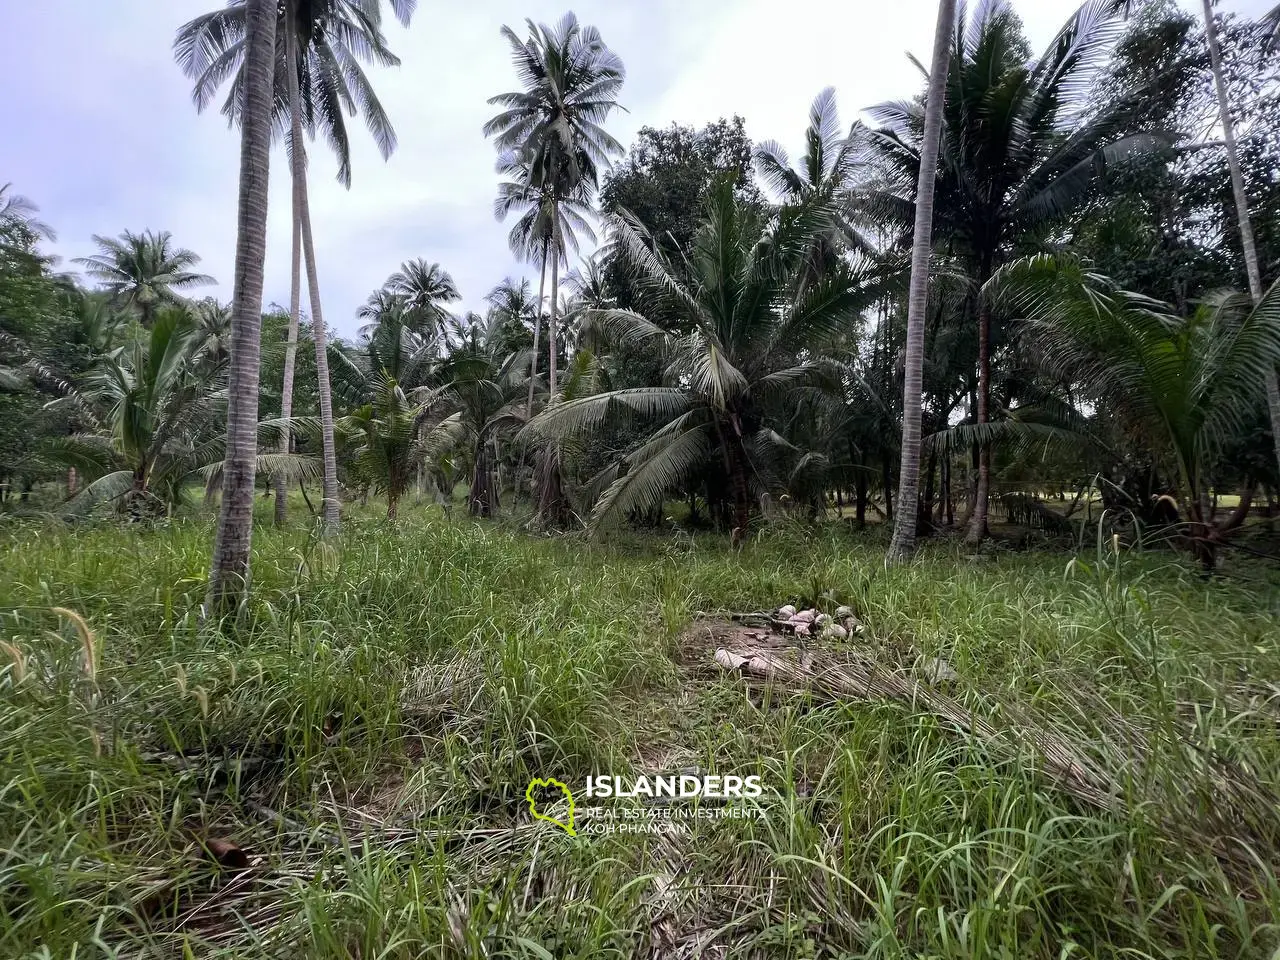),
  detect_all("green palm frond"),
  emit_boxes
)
[589,417,713,530]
